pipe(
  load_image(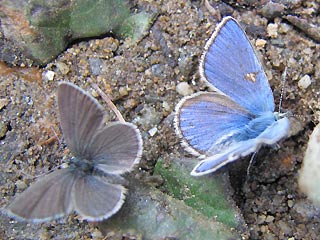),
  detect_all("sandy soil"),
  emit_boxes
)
[0,0,319,239]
